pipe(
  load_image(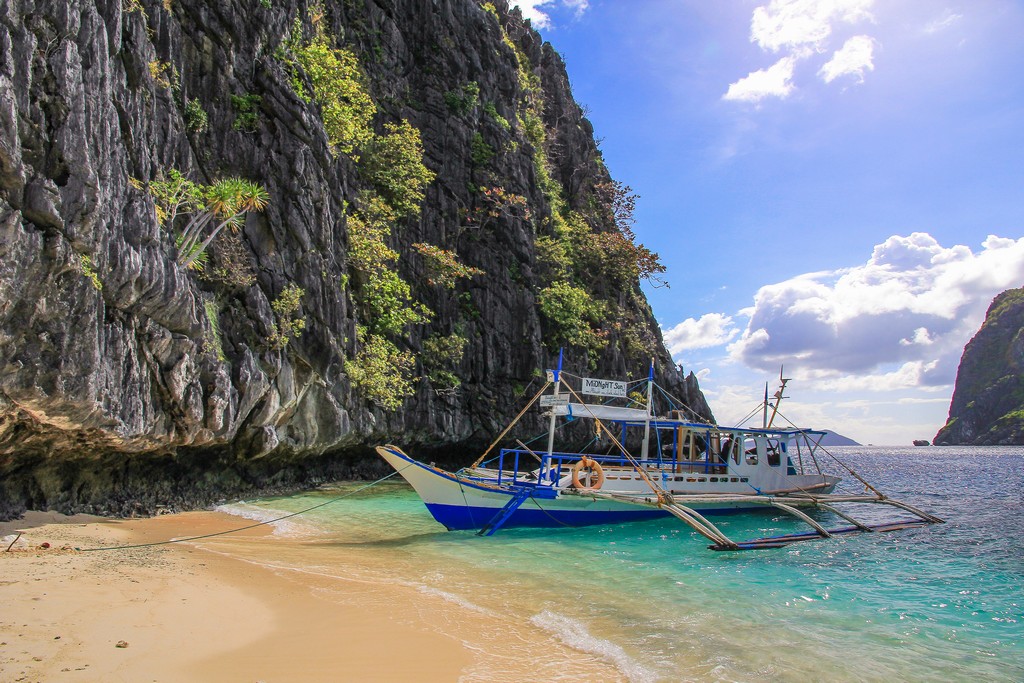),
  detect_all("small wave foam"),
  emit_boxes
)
[417,585,498,617]
[530,610,658,683]
[214,502,320,538]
